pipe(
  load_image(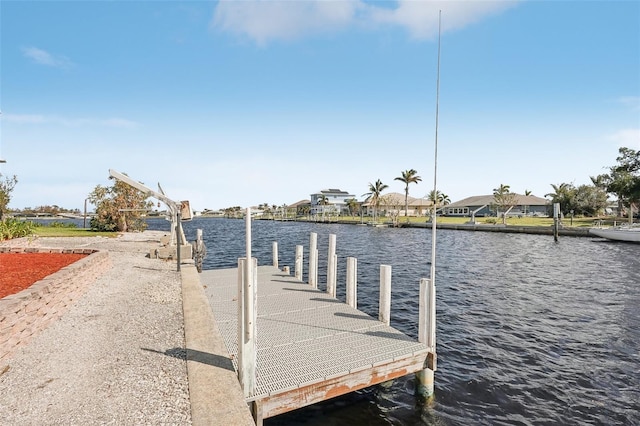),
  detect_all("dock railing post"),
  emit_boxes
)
[272,241,279,268]
[416,277,437,398]
[327,234,337,297]
[194,229,204,273]
[553,202,560,242]
[379,265,391,326]
[295,245,303,281]
[237,207,257,398]
[237,256,257,397]
[309,233,318,288]
[346,257,357,309]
